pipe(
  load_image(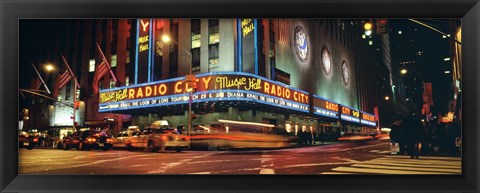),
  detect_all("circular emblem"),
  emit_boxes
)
[341,61,350,86]
[294,26,309,63]
[321,46,332,76]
